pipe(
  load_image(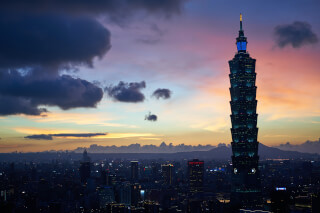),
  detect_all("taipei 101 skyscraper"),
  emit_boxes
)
[229,14,262,209]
